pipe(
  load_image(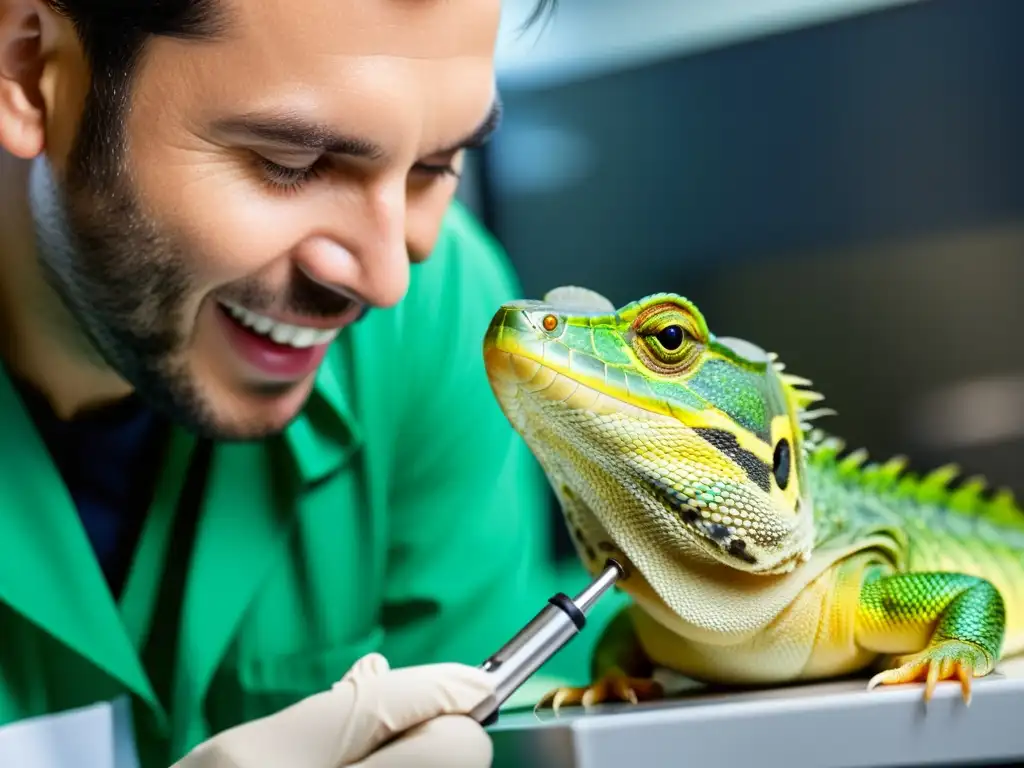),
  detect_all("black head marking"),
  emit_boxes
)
[693,428,772,493]
[642,473,703,525]
[728,538,757,564]
[708,523,729,540]
[773,438,792,490]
